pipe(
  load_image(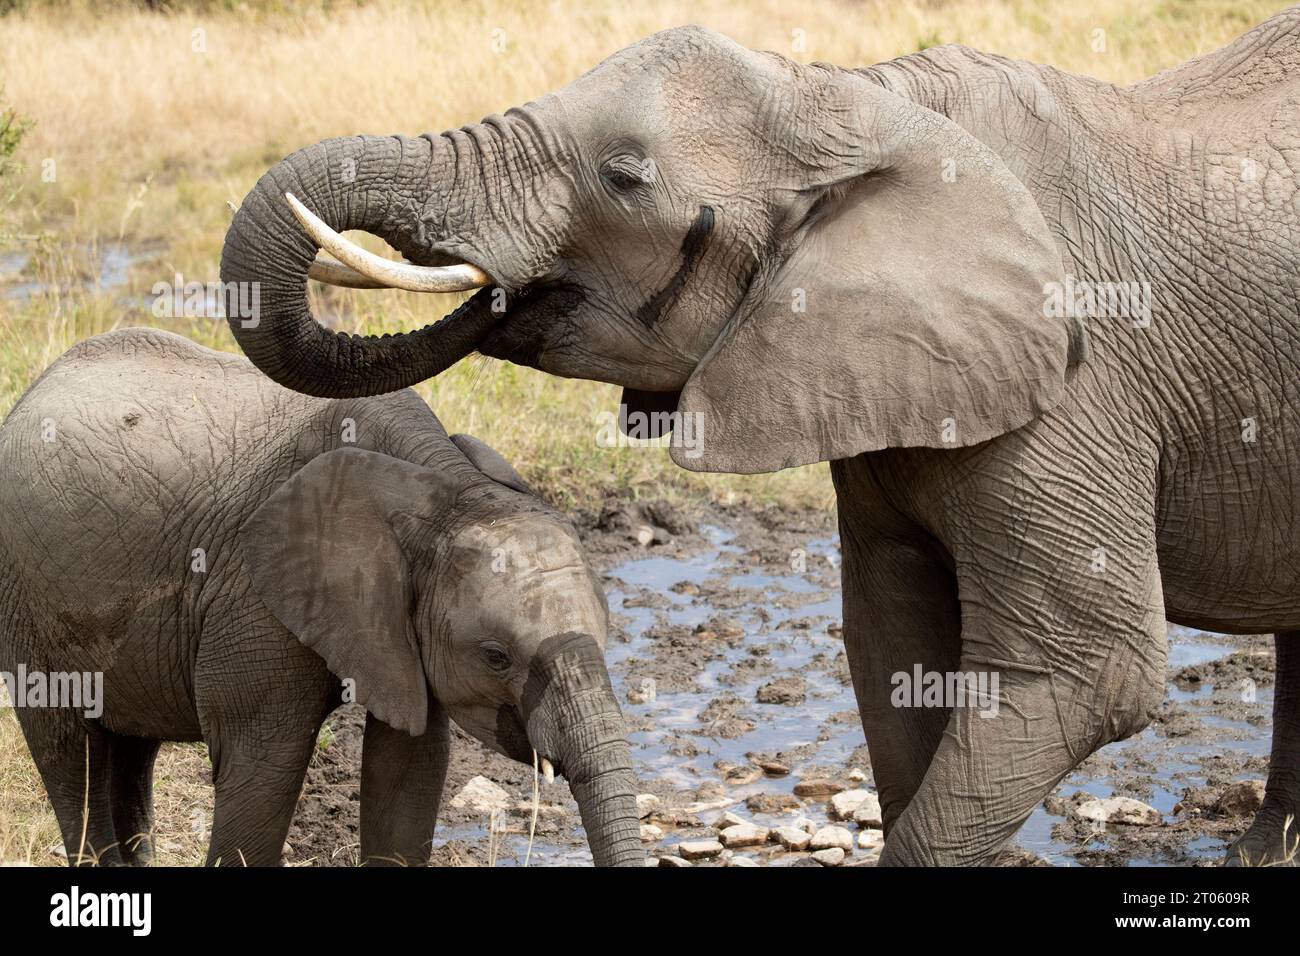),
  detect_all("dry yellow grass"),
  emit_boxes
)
[0,0,1291,865]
